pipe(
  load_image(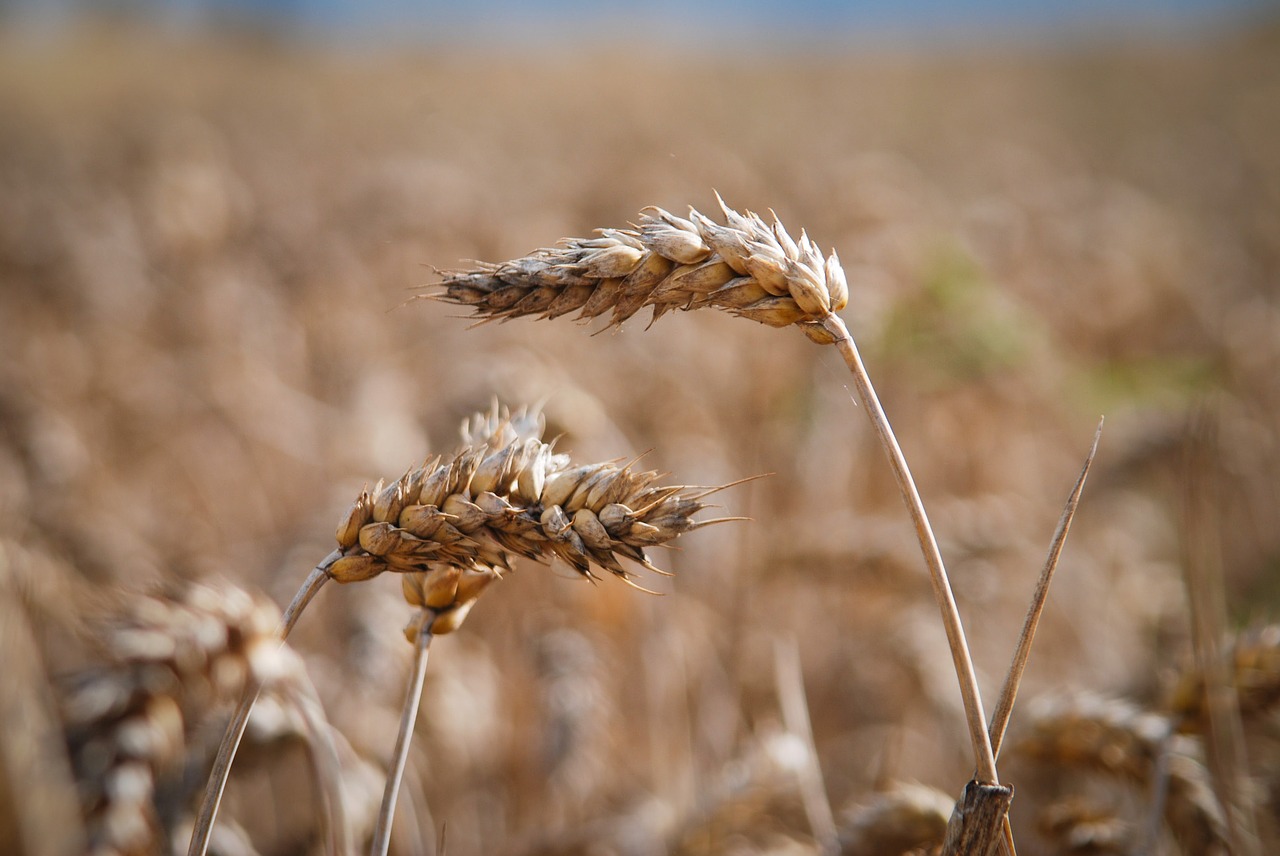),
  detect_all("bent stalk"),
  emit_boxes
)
[820,312,998,785]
